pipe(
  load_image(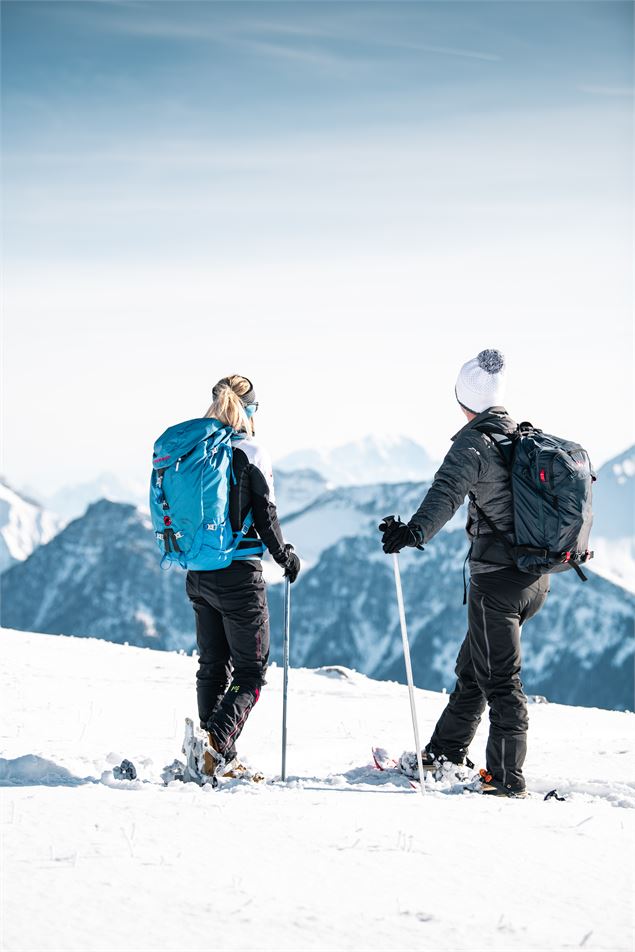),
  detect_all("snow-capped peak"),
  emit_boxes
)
[43,472,149,521]
[0,479,63,573]
[589,444,635,591]
[608,447,635,484]
[276,434,437,487]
